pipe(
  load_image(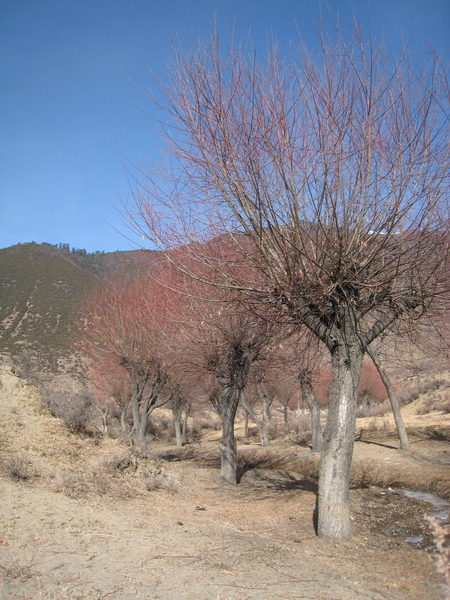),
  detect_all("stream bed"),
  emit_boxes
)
[398,489,450,544]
